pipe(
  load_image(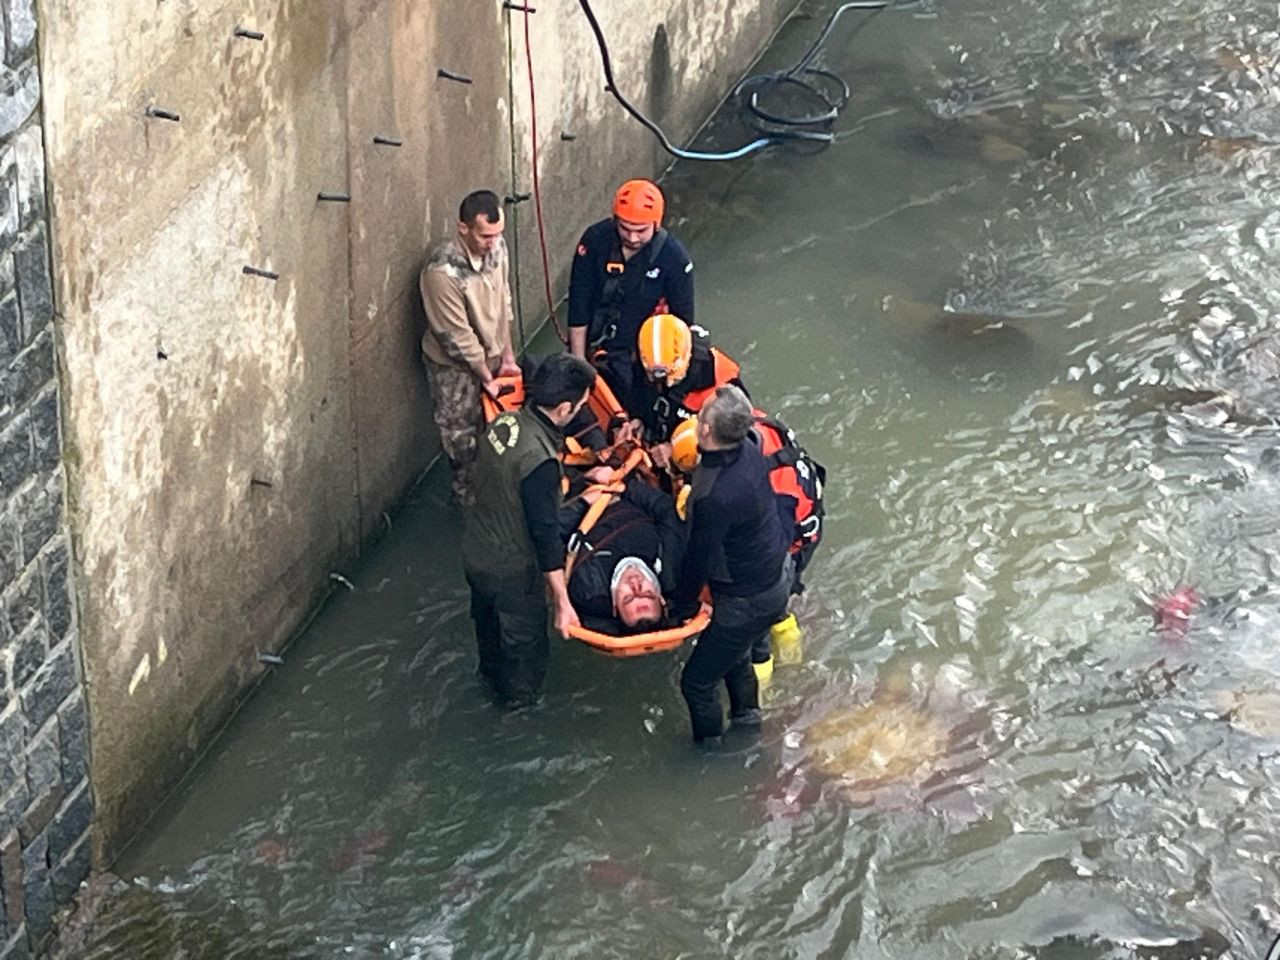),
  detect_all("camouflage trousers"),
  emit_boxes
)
[424,359,491,507]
